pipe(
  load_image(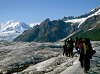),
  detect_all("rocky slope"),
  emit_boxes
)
[0,41,100,74]
[14,7,100,42]
[14,19,71,42]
